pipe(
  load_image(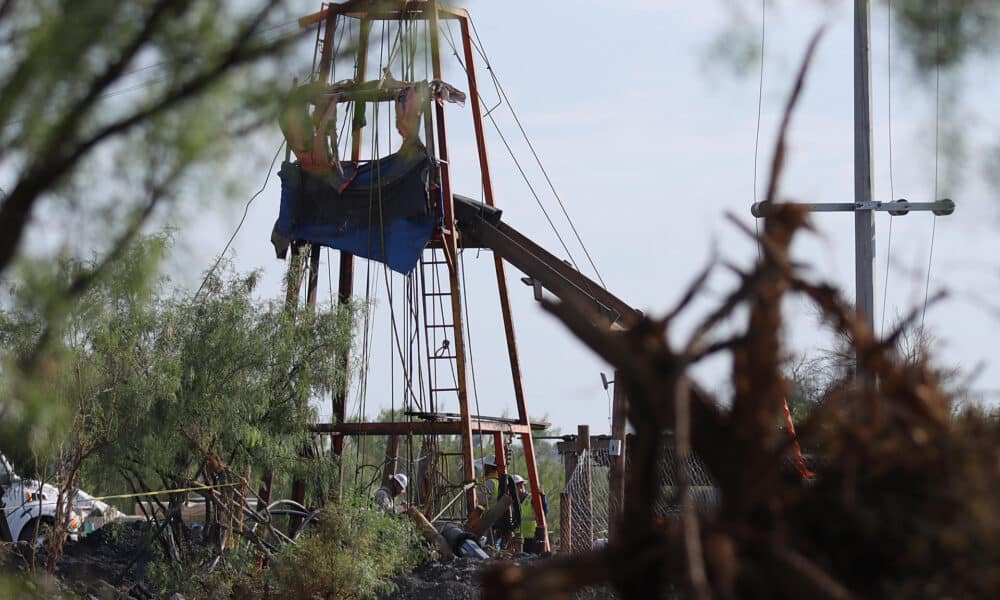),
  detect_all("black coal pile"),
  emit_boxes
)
[386,557,483,600]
